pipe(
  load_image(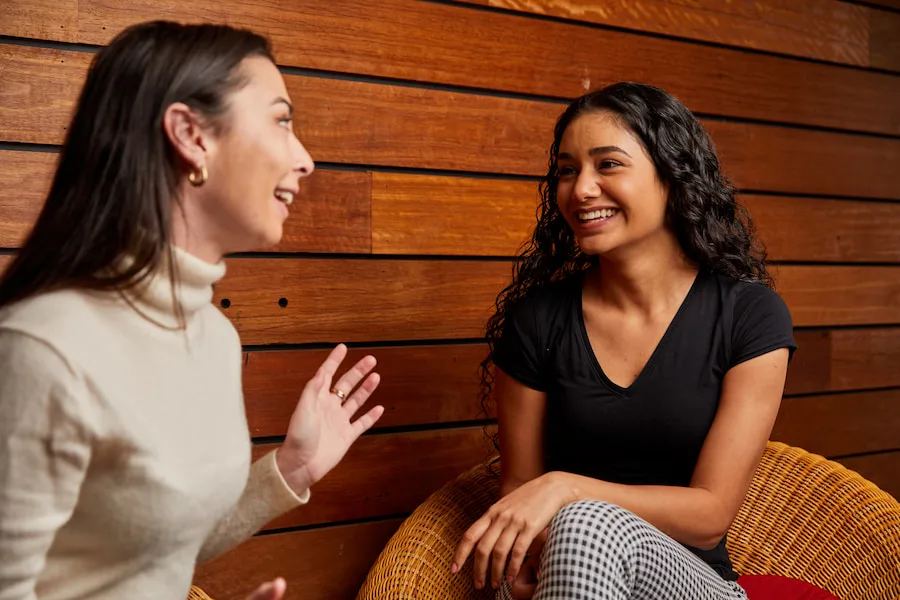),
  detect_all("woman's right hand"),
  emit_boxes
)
[509,528,547,600]
[246,577,286,600]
